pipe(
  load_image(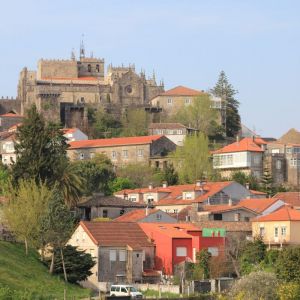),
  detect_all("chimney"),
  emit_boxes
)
[196,180,201,187]
[245,182,250,190]
[162,181,168,188]
[236,135,240,143]
[148,183,153,190]
[228,198,232,206]
[145,206,149,216]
